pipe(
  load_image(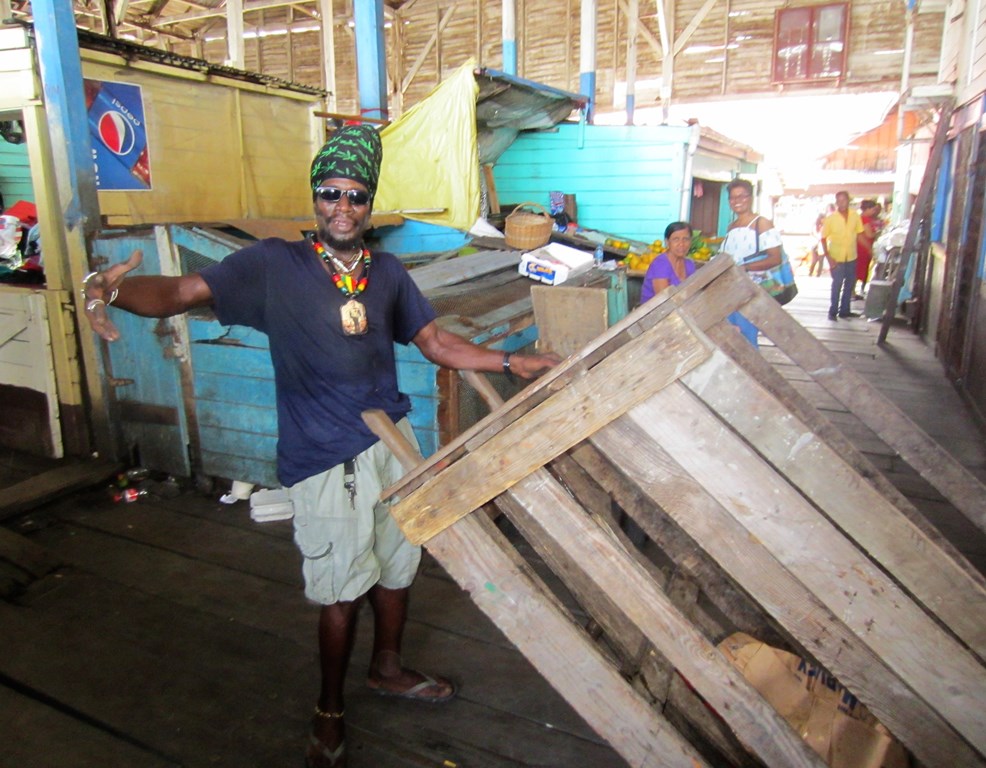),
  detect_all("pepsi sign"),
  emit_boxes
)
[84,79,152,191]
